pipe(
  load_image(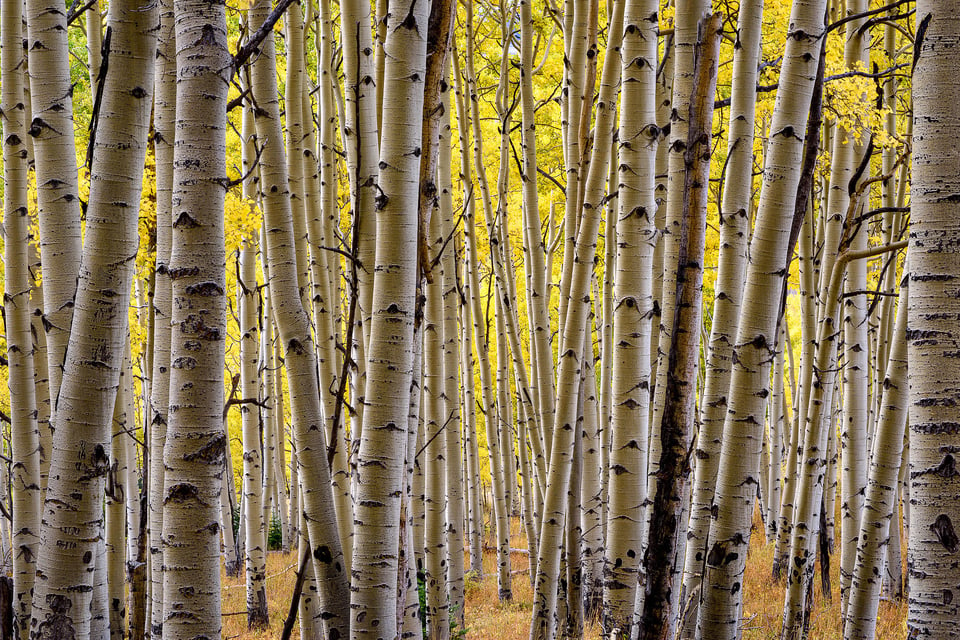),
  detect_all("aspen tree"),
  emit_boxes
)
[466,3,544,486]
[85,0,102,87]
[311,0,353,557]
[554,0,590,369]
[581,337,604,618]
[2,3,41,632]
[599,162,618,545]
[240,239,268,629]
[30,0,156,633]
[780,241,908,639]
[639,13,720,640]
[349,0,427,633]
[239,103,268,628]
[424,213,450,640]
[246,0,350,631]
[25,0,83,408]
[767,331,786,538]
[283,2,311,317]
[453,38,513,600]
[694,0,829,633]
[340,0,380,363]
[438,89,466,625]
[835,0,871,609]
[107,353,133,640]
[603,0,658,631]
[158,0,229,635]
[400,328,424,640]
[530,2,625,636]
[679,0,762,624]
[149,0,177,629]
[460,256,484,576]
[774,202,817,580]
[843,267,907,640]
[519,0,556,452]
[907,5,960,634]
